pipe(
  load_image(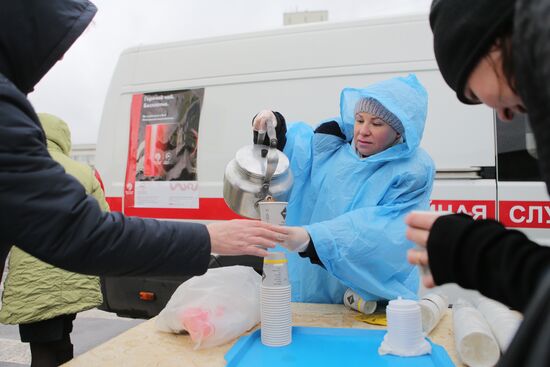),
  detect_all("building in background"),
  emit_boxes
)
[283,10,328,25]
